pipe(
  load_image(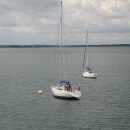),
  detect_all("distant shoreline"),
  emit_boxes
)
[0,44,130,48]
